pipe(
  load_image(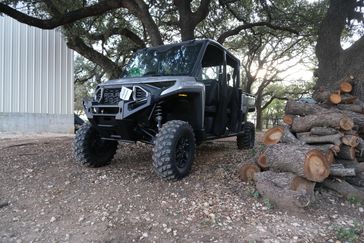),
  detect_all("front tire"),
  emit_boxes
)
[152,120,196,181]
[237,121,255,150]
[74,123,118,167]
